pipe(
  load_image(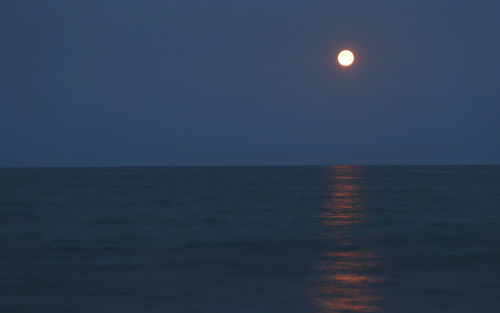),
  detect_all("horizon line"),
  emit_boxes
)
[1,163,499,170]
